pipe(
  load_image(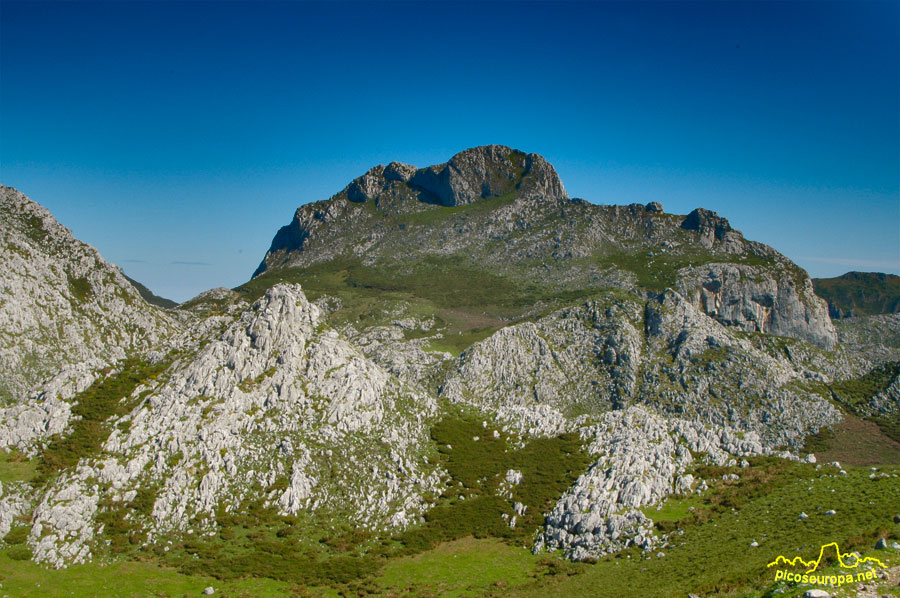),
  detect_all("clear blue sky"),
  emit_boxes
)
[2,1,897,302]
